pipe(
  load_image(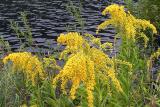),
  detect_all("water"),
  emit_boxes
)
[0,0,124,52]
